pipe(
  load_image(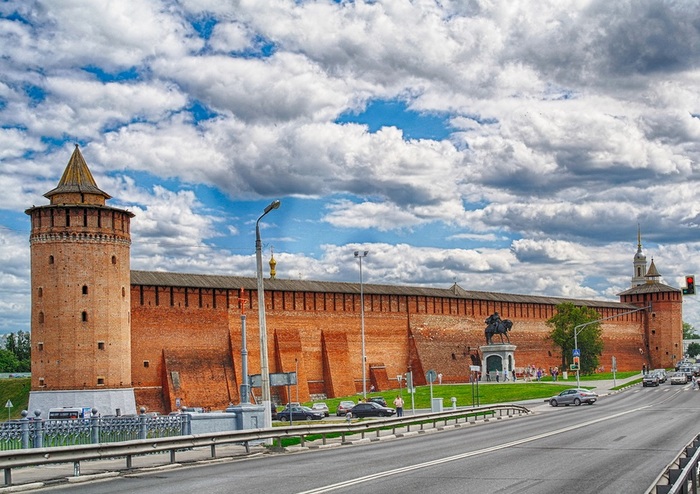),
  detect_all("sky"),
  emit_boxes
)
[1,0,699,336]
